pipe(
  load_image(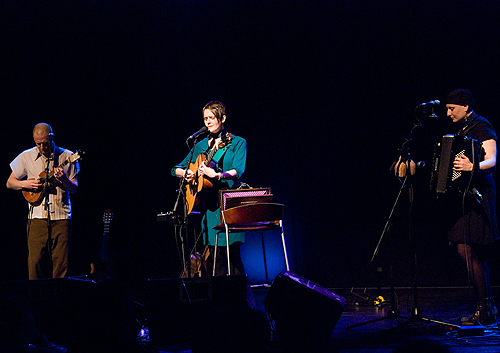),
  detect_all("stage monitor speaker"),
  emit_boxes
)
[146,275,250,346]
[264,271,346,347]
[0,277,94,347]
